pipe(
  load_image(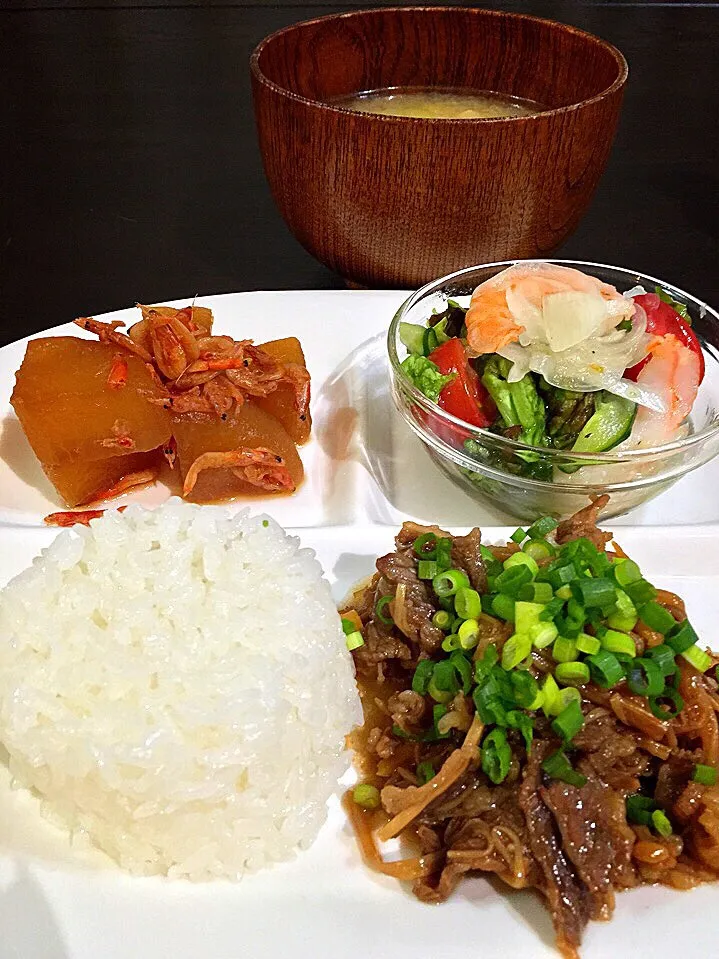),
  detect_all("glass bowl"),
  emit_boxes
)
[388,260,719,521]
